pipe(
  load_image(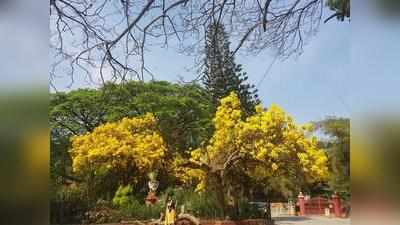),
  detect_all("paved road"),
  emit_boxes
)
[274,216,350,225]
